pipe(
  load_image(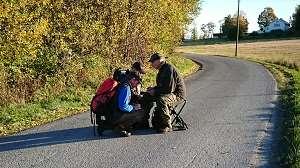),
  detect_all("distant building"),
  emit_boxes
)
[258,18,290,33]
